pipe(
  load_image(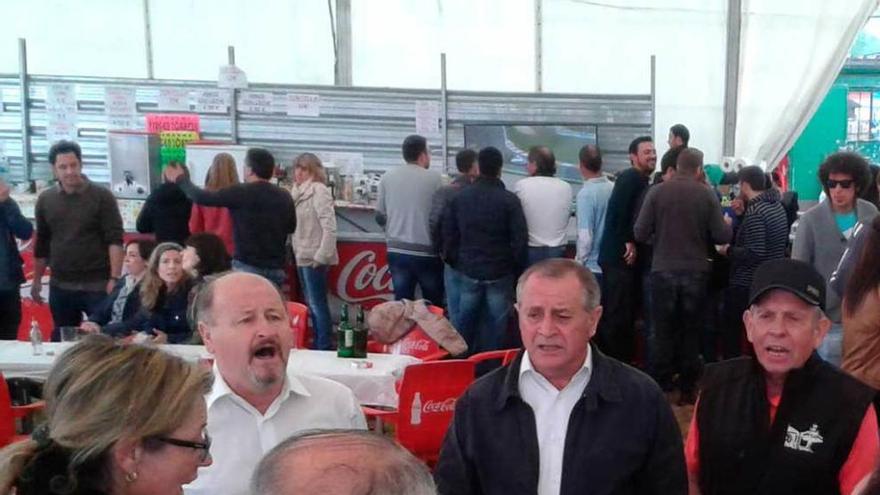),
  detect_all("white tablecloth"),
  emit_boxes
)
[0,343,418,408]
